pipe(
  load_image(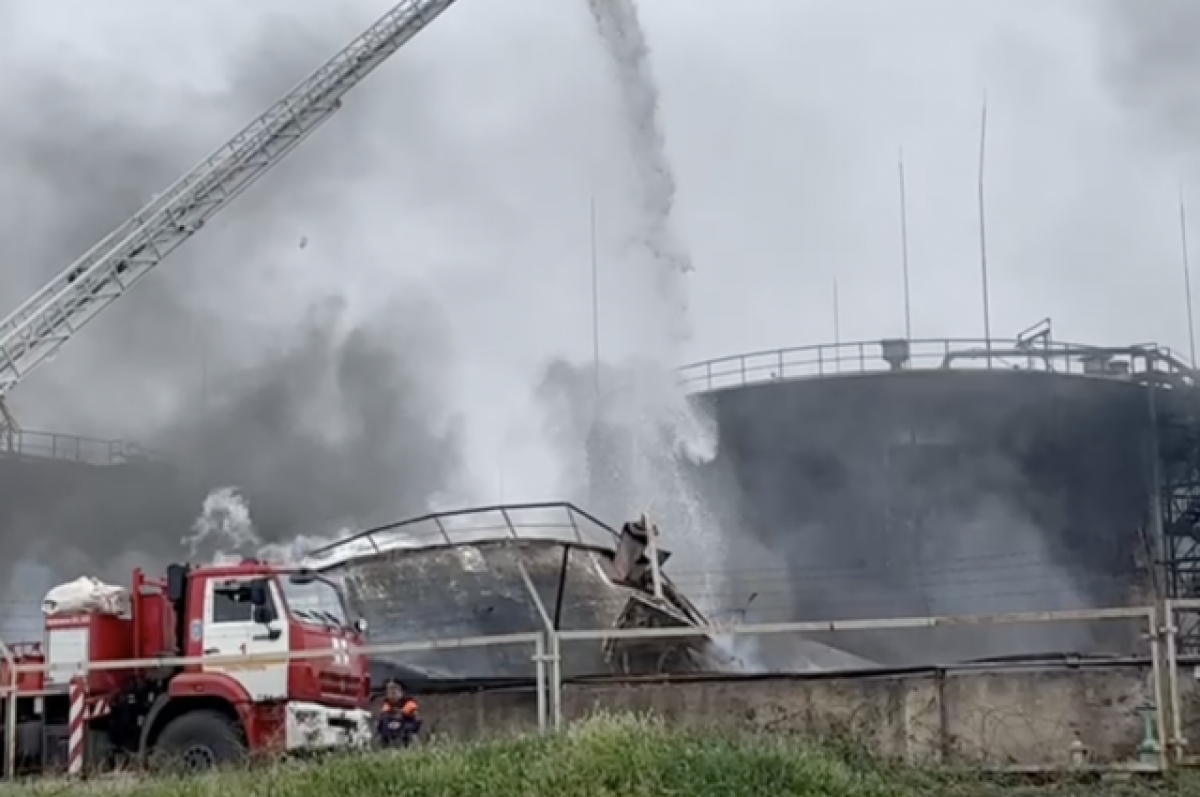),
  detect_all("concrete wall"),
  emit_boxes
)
[417,663,1169,768]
